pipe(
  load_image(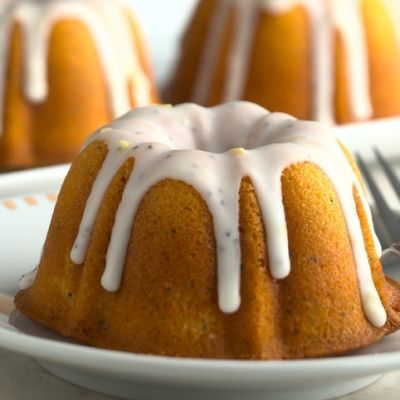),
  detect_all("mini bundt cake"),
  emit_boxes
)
[0,0,158,169]
[15,102,400,359]
[166,0,400,124]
